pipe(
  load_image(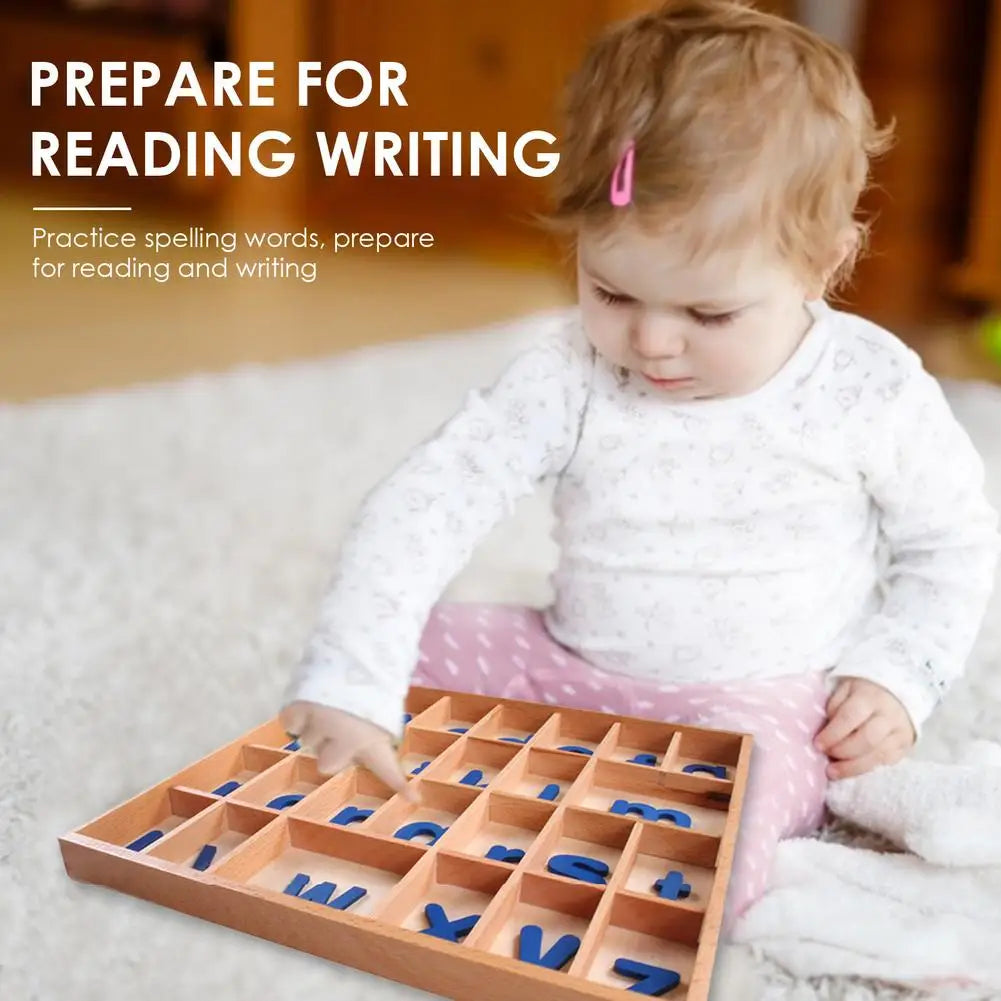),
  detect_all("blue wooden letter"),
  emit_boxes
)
[266,793,305,810]
[608,800,692,827]
[486,844,525,864]
[538,783,561,801]
[330,805,374,826]
[627,753,659,767]
[517,924,580,970]
[420,903,480,942]
[212,780,241,796]
[283,873,366,910]
[653,870,691,900]
[394,821,447,845]
[657,809,692,828]
[613,957,681,995]
[547,853,610,885]
[283,738,301,751]
[326,886,367,911]
[557,745,593,755]
[125,829,163,852]
[609,799,660,822]
[499,734,533,744]
[459,768,489,788]
[192,843,217,871]
[682,763,727,779]
[410,759,431,776]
